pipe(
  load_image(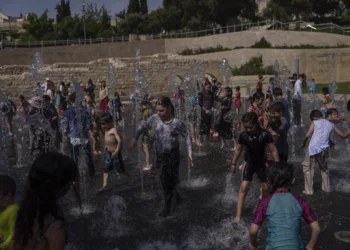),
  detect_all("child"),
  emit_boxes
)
[231,112,279,223]
[234,86,241,115]
[128,97,194,218]
[269,102,290,162]
[90,115,102,156]
[249,162,320,250]
[266,116,281,166]
[109,92,124,124]
[322,87,332,118]
[0,175,18,250]
[98,114,133,192]
[55,90,62,113]
[0,96,16,136]
[301,110,350,195]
